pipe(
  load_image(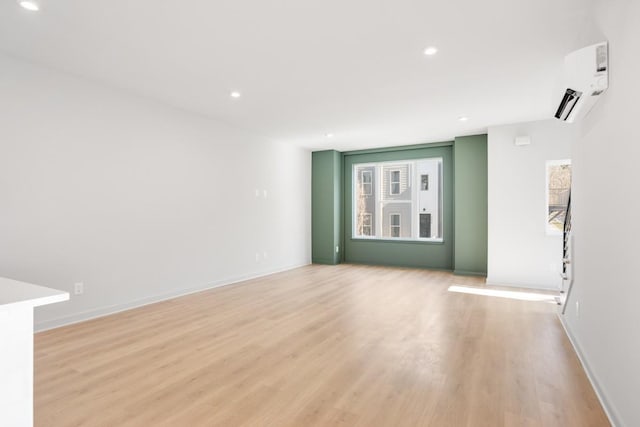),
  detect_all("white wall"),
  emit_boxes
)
[0,54,311,330]
[563,1,640,425]
[487,120,577,289]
